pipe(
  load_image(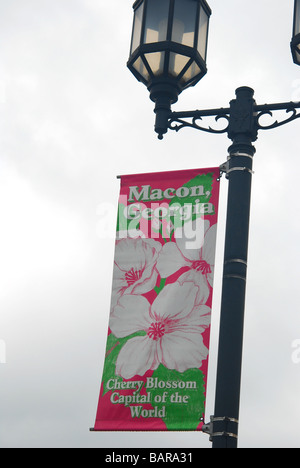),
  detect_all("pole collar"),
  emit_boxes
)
[202,416,239,442]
